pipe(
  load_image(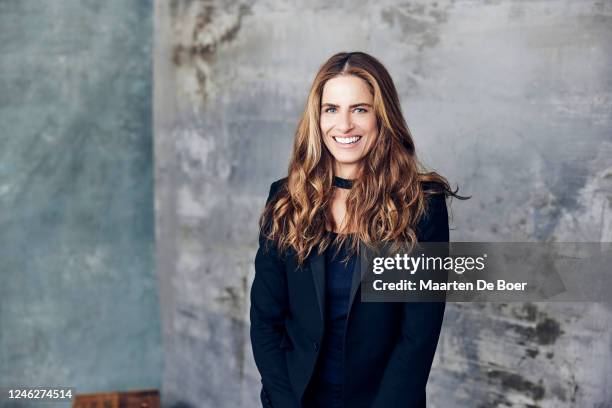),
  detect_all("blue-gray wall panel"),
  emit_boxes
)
[0,1,161,404]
